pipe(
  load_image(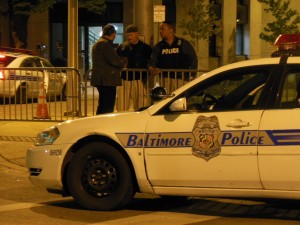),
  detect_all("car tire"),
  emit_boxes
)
[61,85,67,101]
[55,85,66,101]
[67,141,135,211]
[15,85,27,104]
